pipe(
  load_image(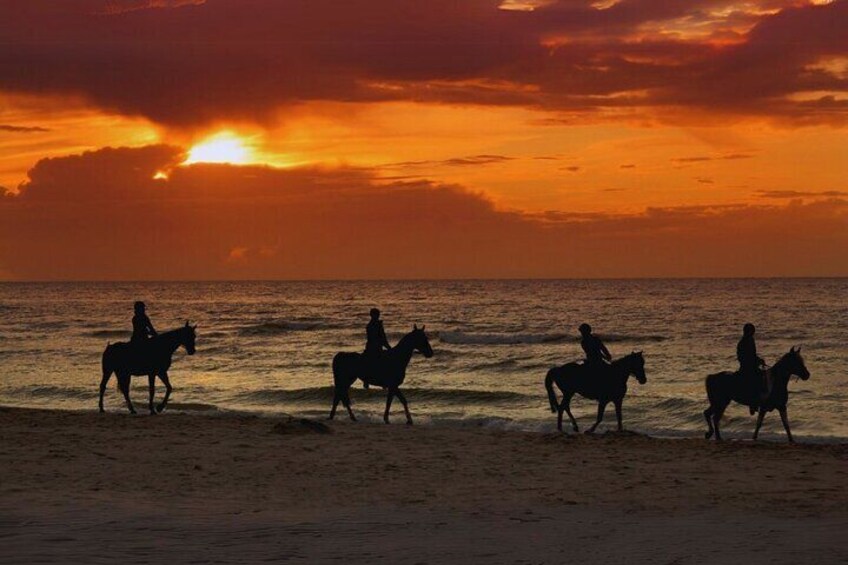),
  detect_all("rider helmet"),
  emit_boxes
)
[578,323,592,335]
[134,301,146,314]
[743,323,755,336]
[370,308,381,319]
